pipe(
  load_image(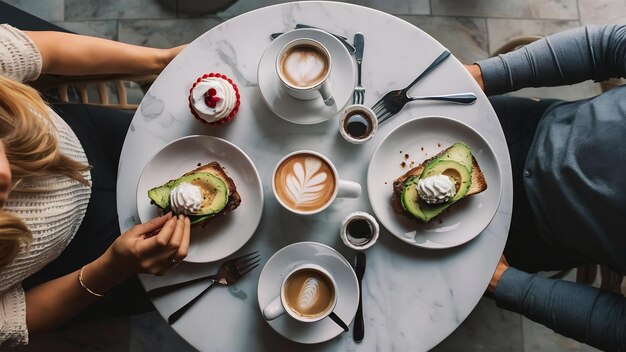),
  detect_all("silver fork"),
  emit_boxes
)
[352,33,365,104]
[374,92,477,124]
[150,251,260,324]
